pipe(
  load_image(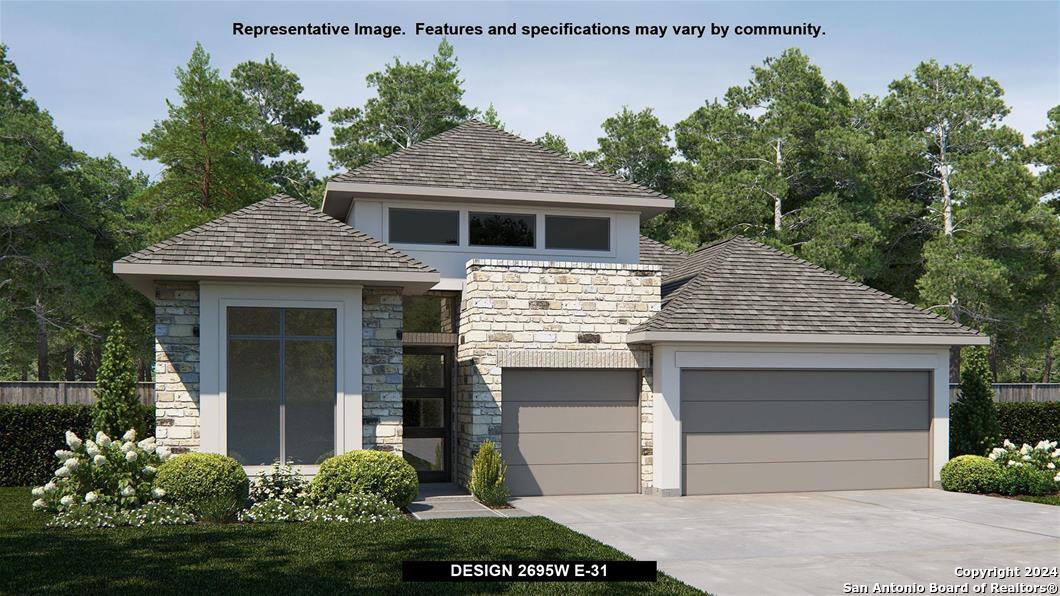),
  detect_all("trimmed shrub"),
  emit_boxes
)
[939,455,1003,494]
[996,465,1057,496]
[468,440,509,507]
[311,450,418,508]
[0,404,153,486]
[93,324,144,437]
[950,347,1001,457]
[996,402,1060,447]
[156,453,249,522]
